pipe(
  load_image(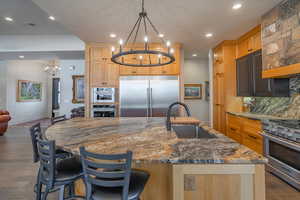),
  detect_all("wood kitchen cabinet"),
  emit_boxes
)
[236,25,261,59]
[226,113,263,154]
[213,41,243,134]
[90,61,119,87]
[236,50,290,97]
